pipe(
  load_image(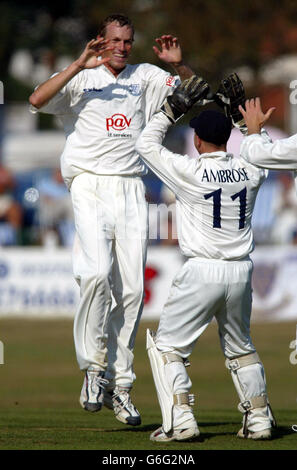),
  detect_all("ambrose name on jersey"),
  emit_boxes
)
[201,167,250,184]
